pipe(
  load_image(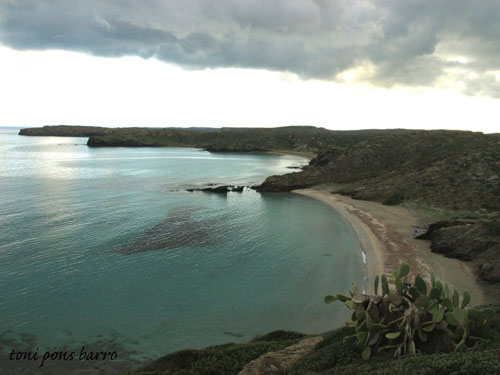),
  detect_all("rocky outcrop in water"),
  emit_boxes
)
[202,185,230,193]
[187,185,246,193]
